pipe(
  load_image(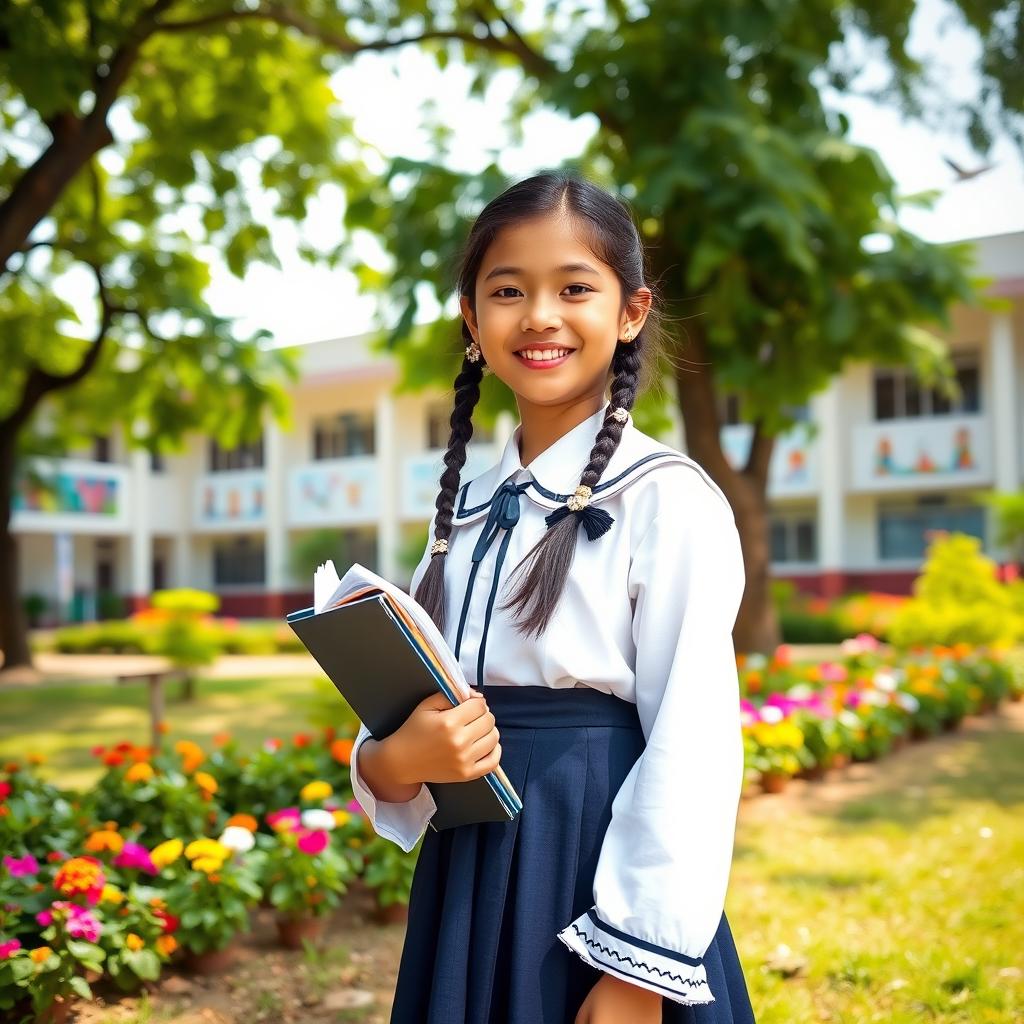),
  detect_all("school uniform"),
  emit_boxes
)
[350,403,756,1024]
